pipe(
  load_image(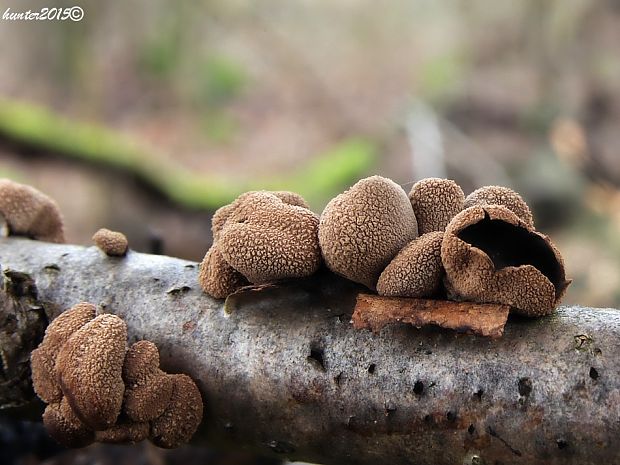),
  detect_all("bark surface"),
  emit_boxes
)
[0,237,619,465]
